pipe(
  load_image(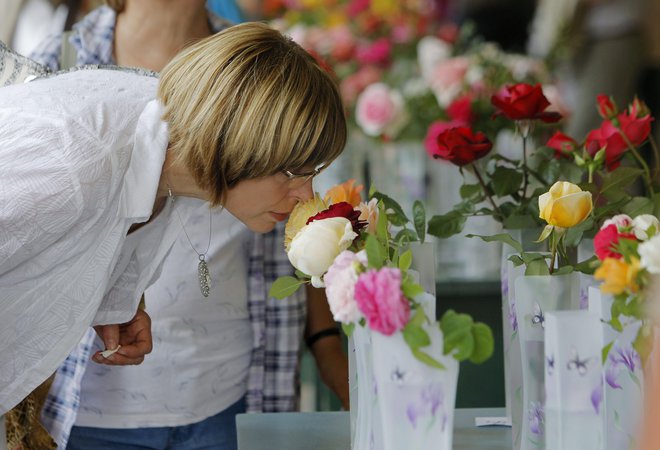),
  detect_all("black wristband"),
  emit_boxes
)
[305,327,341,348]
